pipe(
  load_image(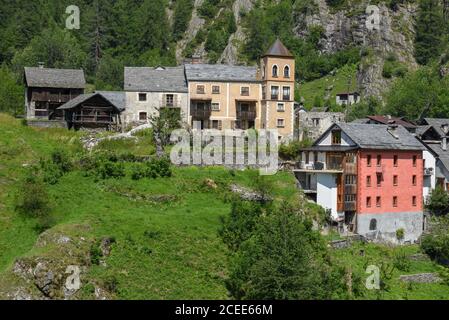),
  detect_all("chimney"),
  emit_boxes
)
[38,62,45,69]
[387,123,399,139]
[191,55,202,64]
[441,124,449,151]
